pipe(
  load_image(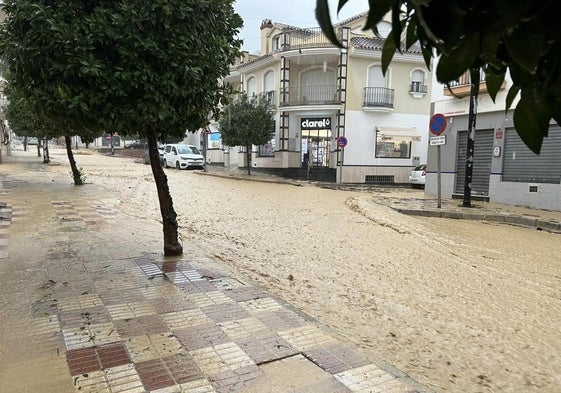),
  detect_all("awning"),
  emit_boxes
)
[375,126,421,141]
